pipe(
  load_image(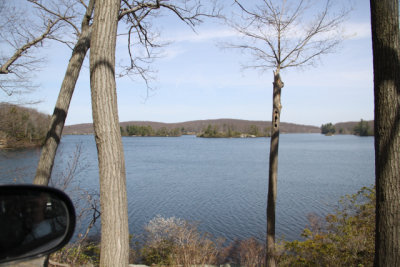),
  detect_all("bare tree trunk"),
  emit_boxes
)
[90,0,129,266]
[266,70,283,267]
[370,0,400,266]
[34,1,94,185]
